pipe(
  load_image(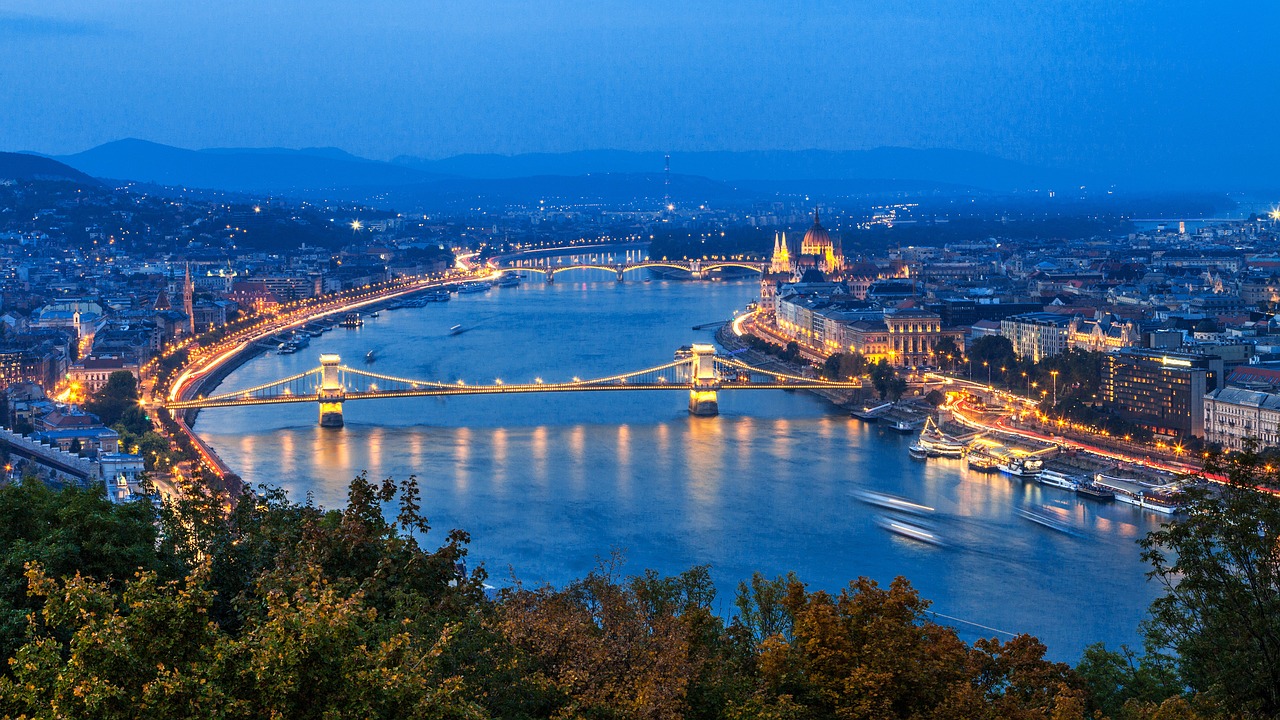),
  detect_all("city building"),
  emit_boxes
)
[68,355,141,394]
[1102,349,1222,438]
[1203,387,1280,451]
[1068,312,1142,353]
[1001,312,1073,363]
